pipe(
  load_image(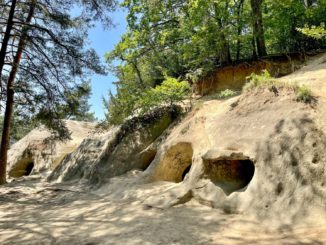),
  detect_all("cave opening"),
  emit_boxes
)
[204,158,255,195]
[182,164,192,180]
[140,149,157,171]
[152,142,193,183]
[24,161,34,176]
